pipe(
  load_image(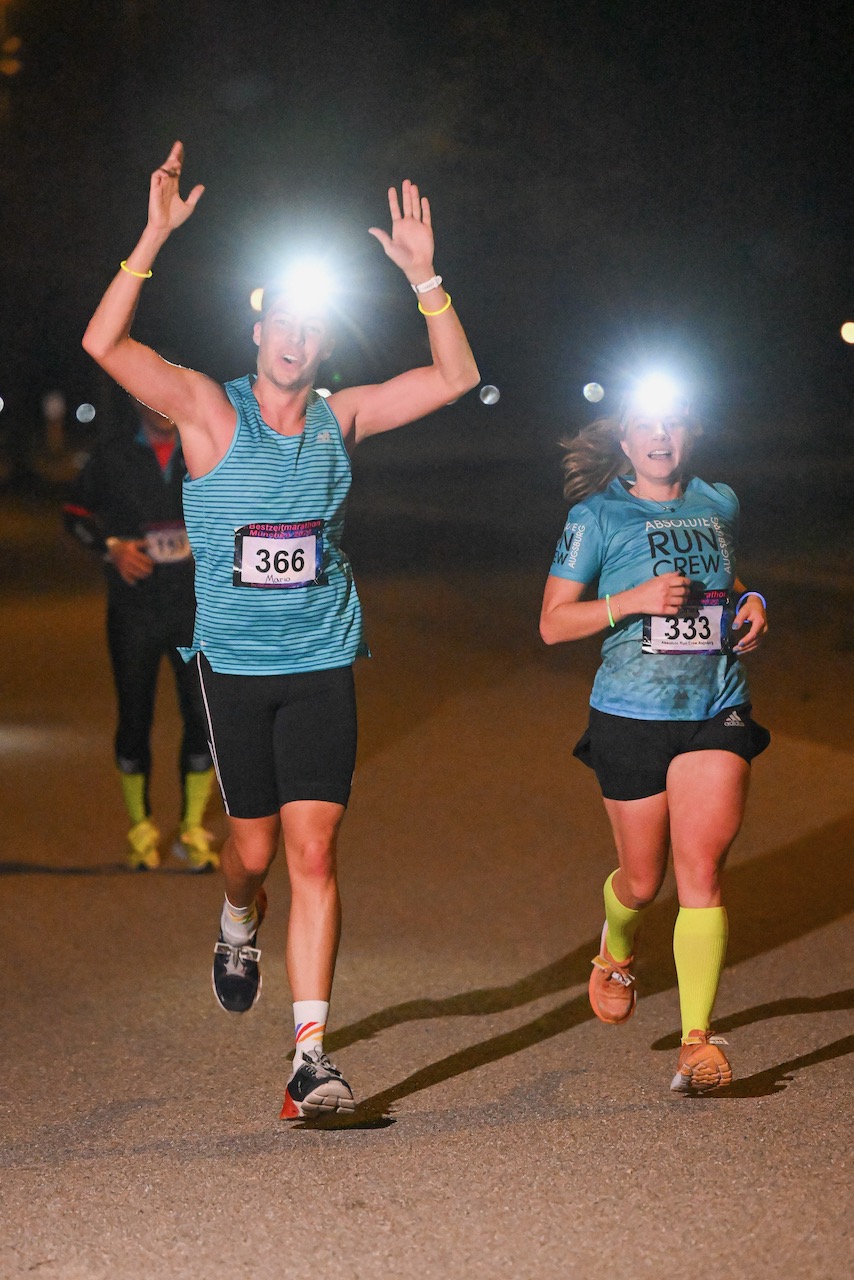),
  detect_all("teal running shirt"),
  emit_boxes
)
[180,376,366,675]
[549,476,750,720]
